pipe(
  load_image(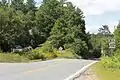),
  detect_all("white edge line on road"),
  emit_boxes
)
[64,61,98,80]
